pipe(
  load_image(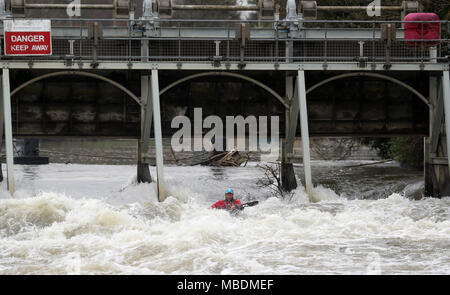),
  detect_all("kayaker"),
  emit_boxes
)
[211,188,243,212]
